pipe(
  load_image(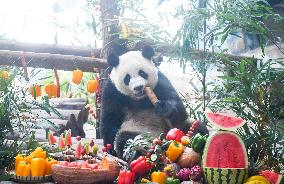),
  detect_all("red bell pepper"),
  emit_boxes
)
[118,170,135,184]
[166,128,185,142]
[130,156,152,176]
